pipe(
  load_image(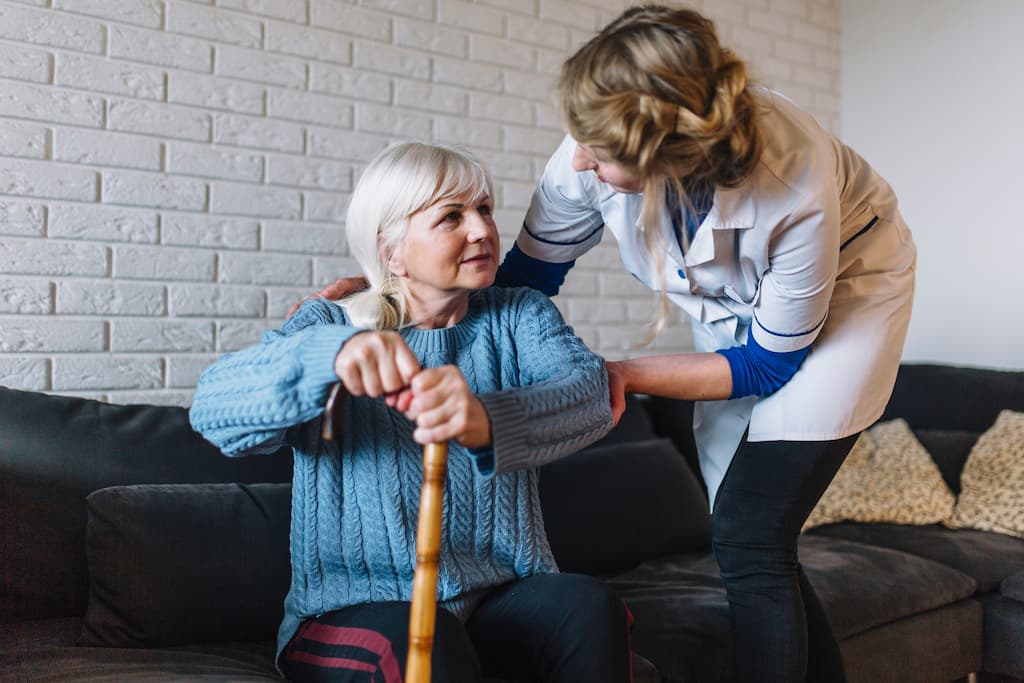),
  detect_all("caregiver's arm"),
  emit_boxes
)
[608,352,733,405]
